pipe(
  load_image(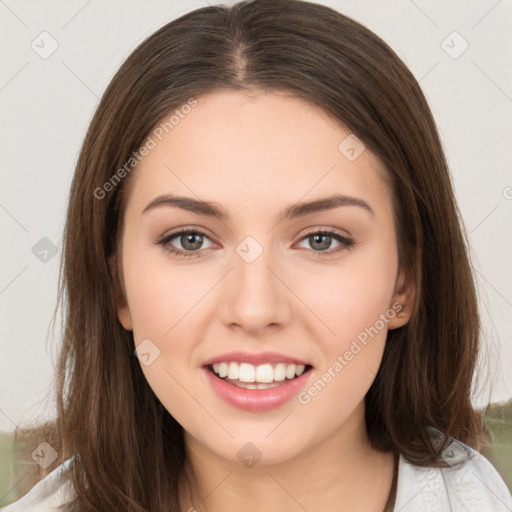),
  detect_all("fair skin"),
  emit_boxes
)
[111,89,415,512]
